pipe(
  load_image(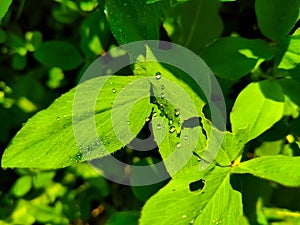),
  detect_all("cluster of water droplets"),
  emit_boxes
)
[153,72,190,151]
[70,137,108,163]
